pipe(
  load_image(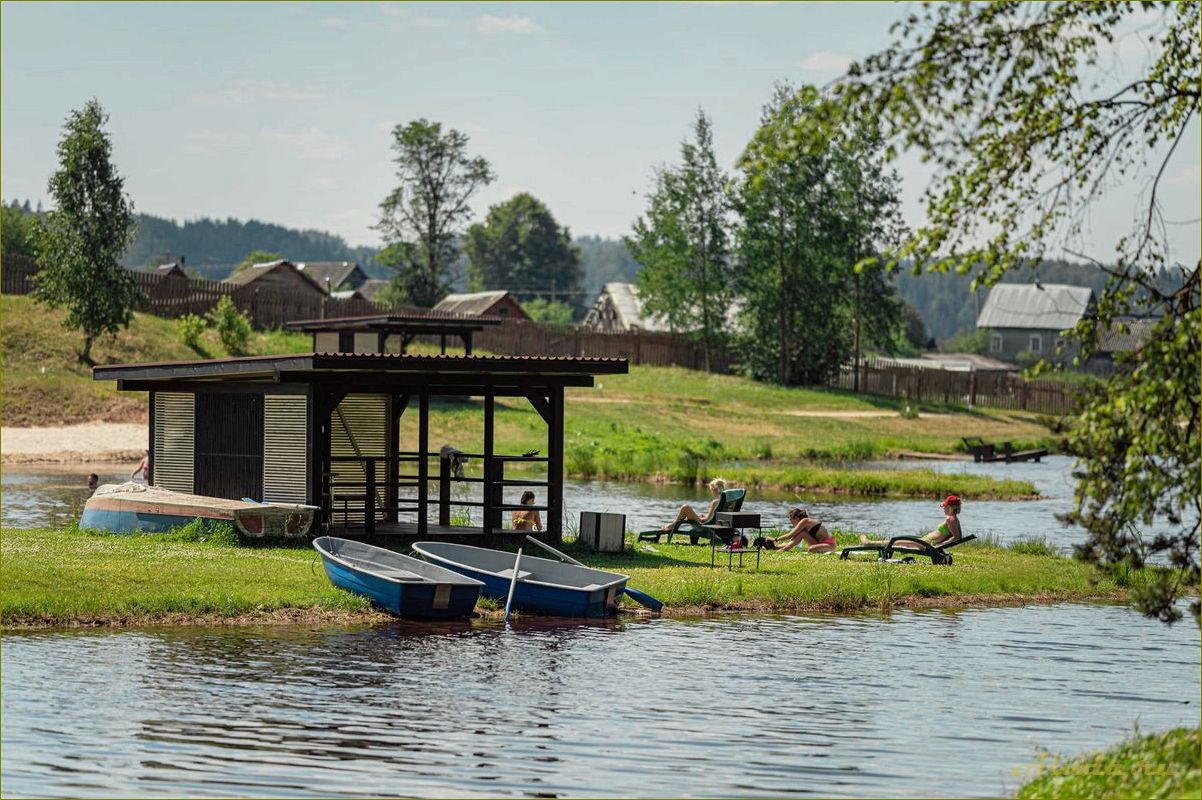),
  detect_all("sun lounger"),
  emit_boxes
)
[636,488,746,545]
[838,534,977,565]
